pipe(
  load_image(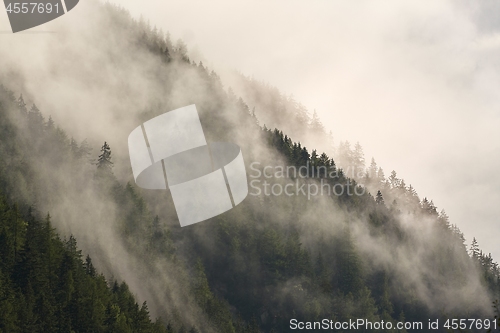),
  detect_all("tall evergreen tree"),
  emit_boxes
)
[375,190,385,205]
[97,141,113,172]
[18,94,27,115]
